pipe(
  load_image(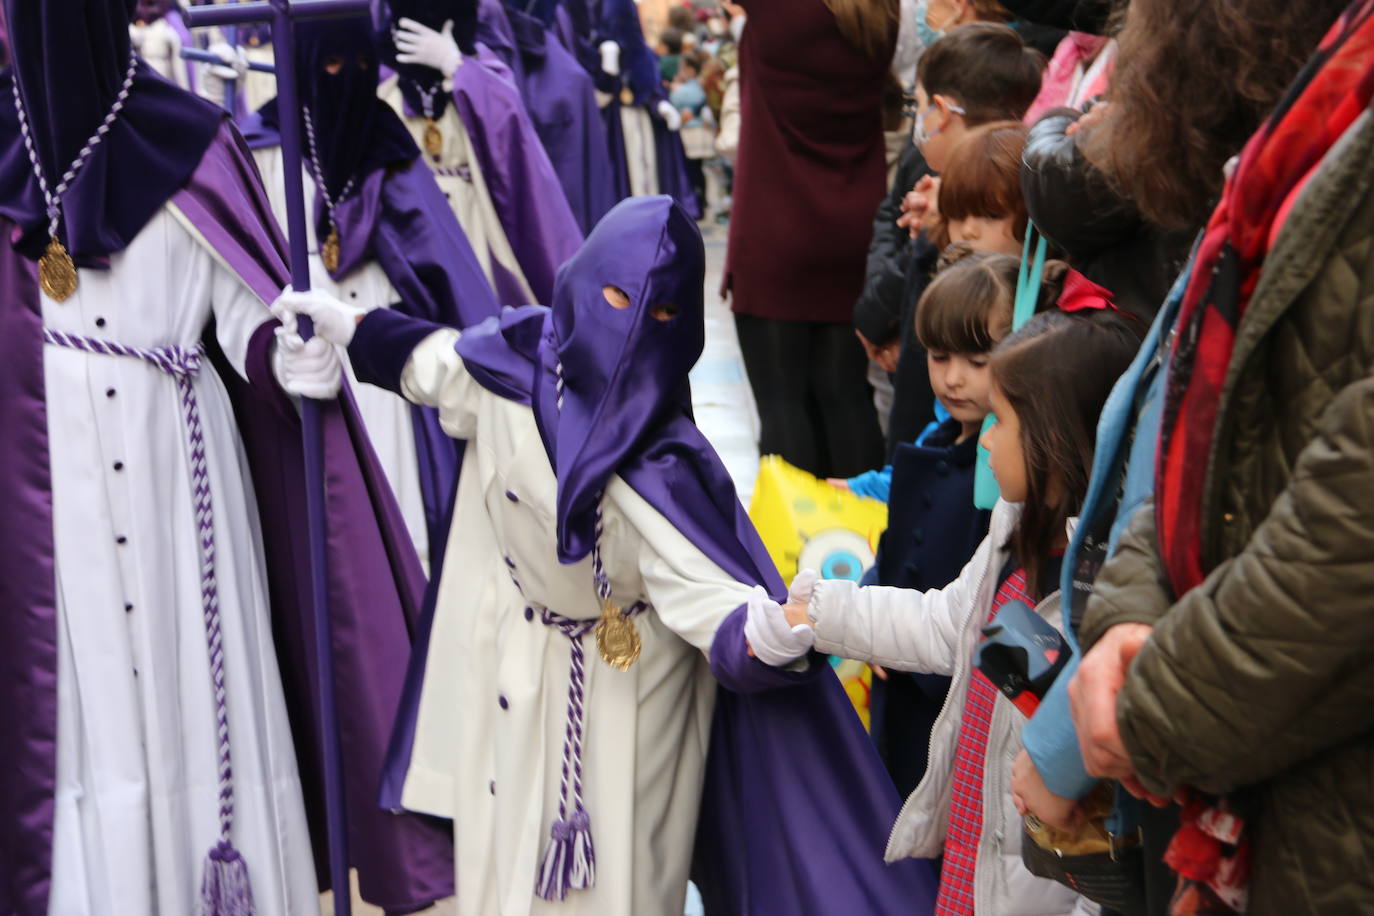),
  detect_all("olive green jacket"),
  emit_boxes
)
[1080,105,1374,915]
